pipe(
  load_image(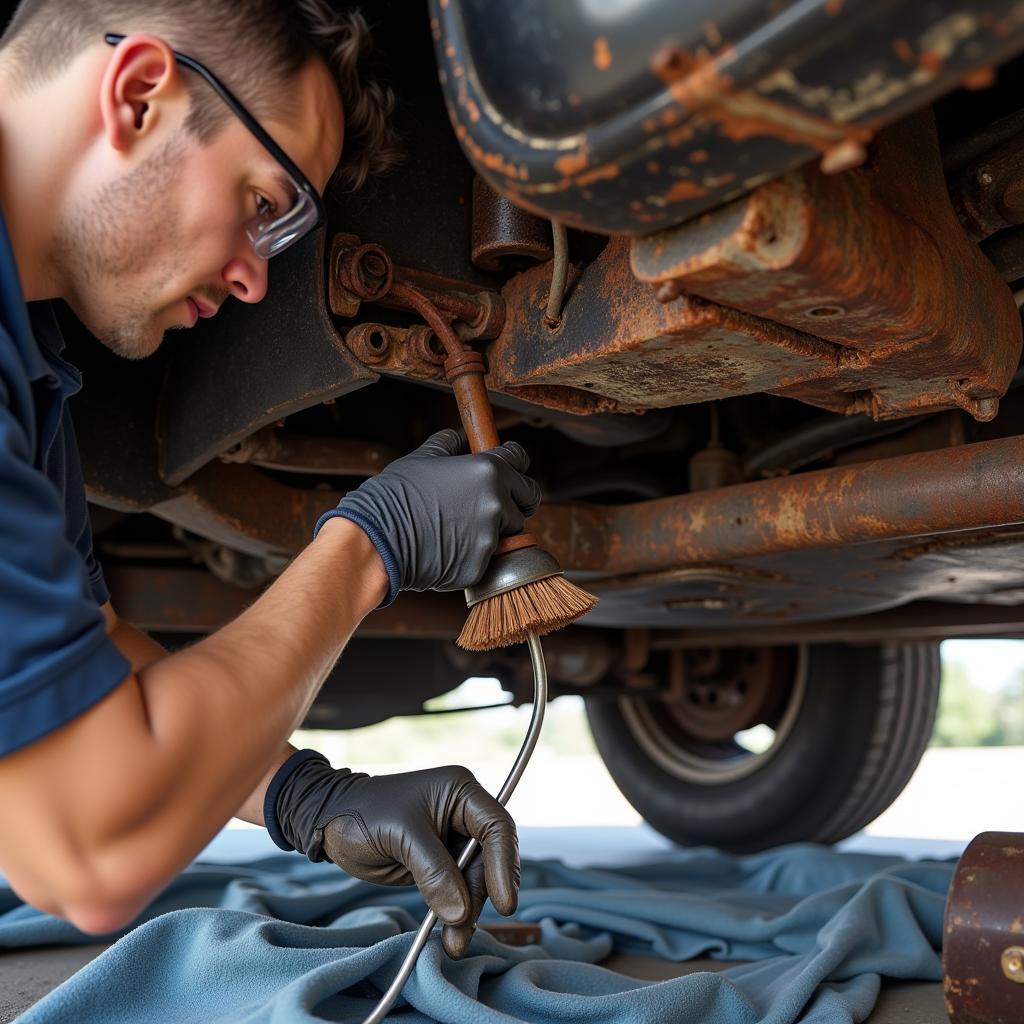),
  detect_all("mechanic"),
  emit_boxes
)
[0,0,541,960]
